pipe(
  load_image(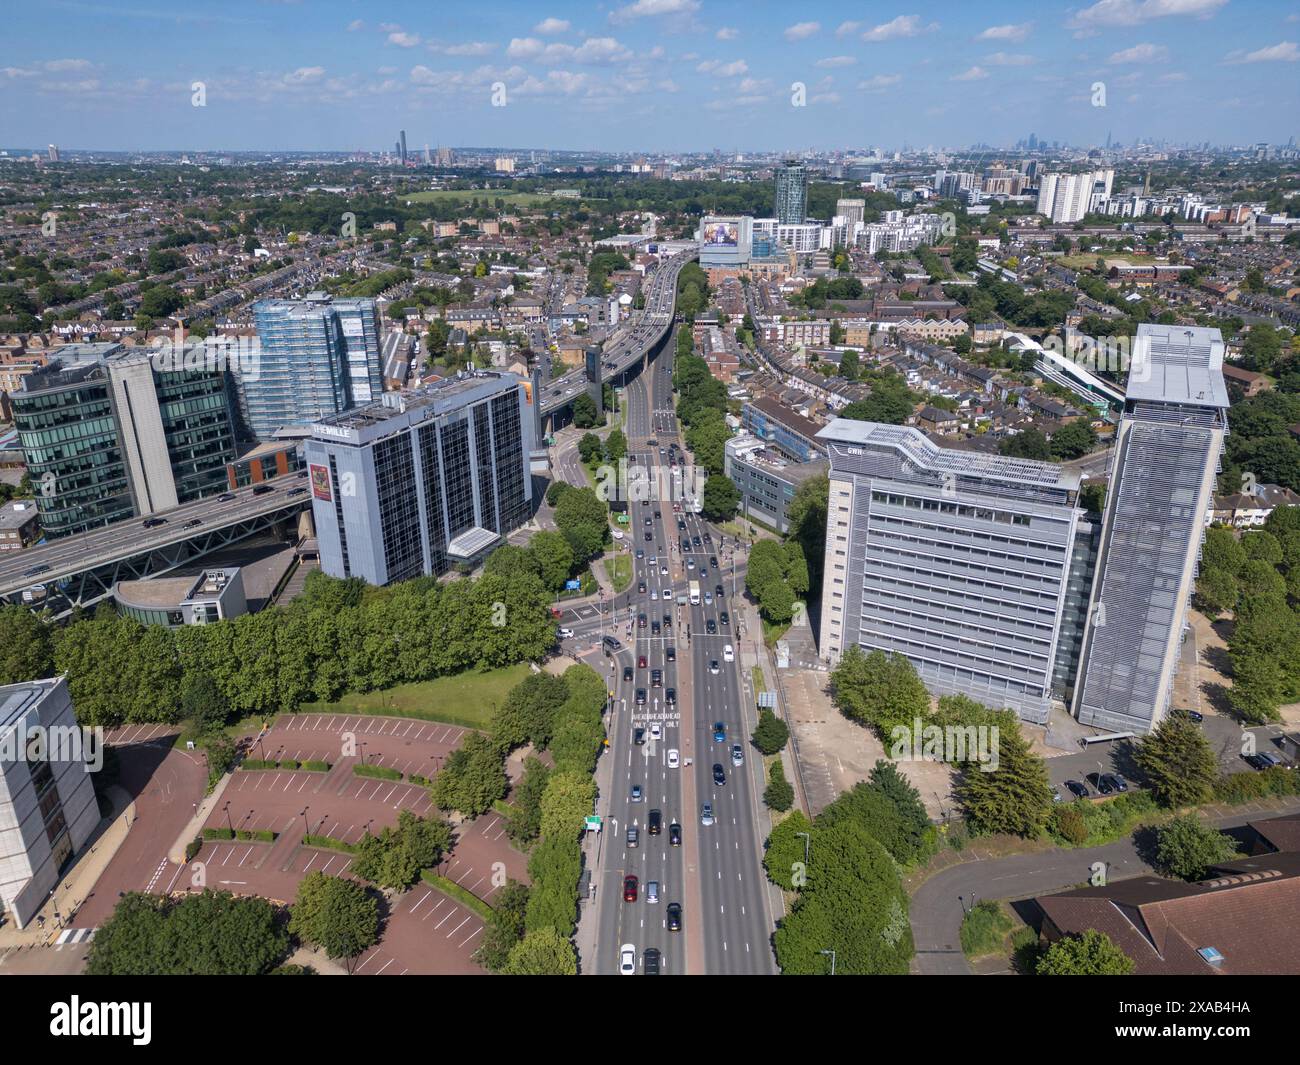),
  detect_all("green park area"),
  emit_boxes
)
[297,662,534,729]
[403,189,560,208]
